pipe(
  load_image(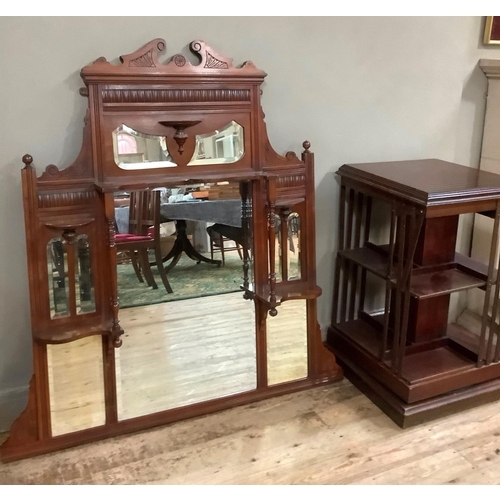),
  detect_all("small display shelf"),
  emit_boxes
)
[339,245,486,299]
[327,159,500,427]
[340,244,487,298]
[409,267,486,299]
[242,281,322,310]
[338,244,394,280]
